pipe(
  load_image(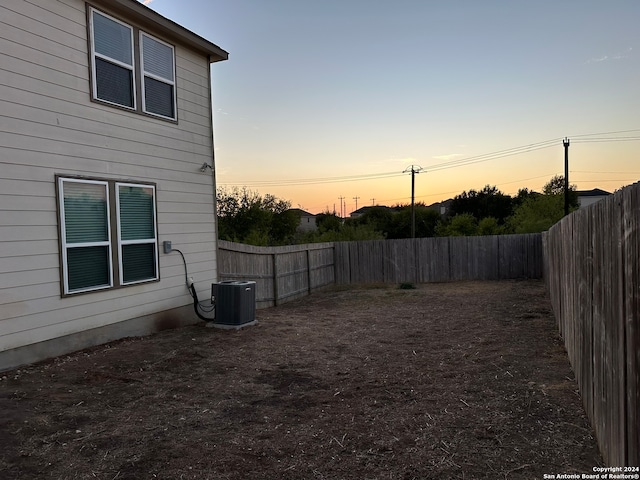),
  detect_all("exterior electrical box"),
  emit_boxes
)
[211,281,256,328]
